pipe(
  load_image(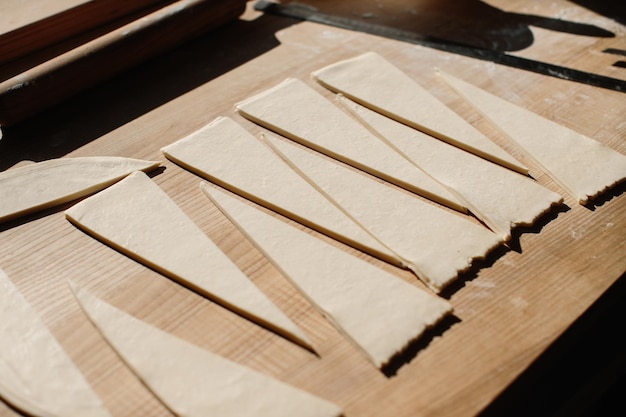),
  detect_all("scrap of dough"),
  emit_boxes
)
[202,184,453,369]
[0,268,111,417]
[339,96,563,240]
[64,171,312,351]
[161,116,402,268]
[70,284,343,417]
[0,156,160,223]
[437,70,626,204]
[235,78,466,213]
[311,52,527,174]
[264,135,503,293]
